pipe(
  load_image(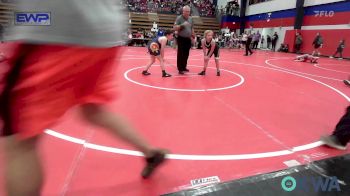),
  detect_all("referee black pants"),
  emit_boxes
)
[245,40,253,55]
[177,36,192,72]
